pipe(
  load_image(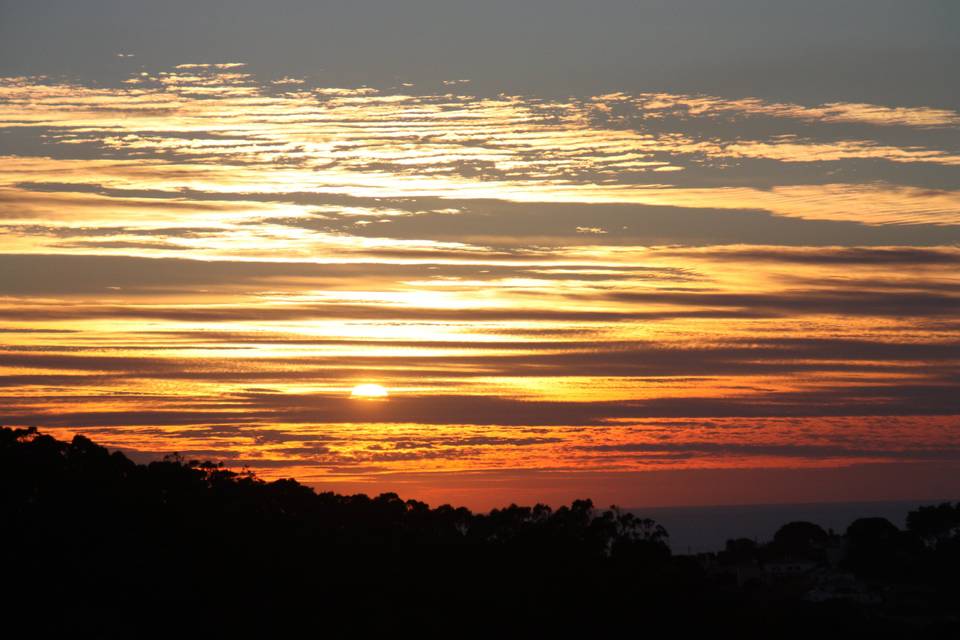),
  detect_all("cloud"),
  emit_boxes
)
[661,246,960,266]
[629,92,960,129]
[278,199,960,247]
[1,65,959,501]
[575,441,960,462]
[3,69,960,256]
[602,289,960,318]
